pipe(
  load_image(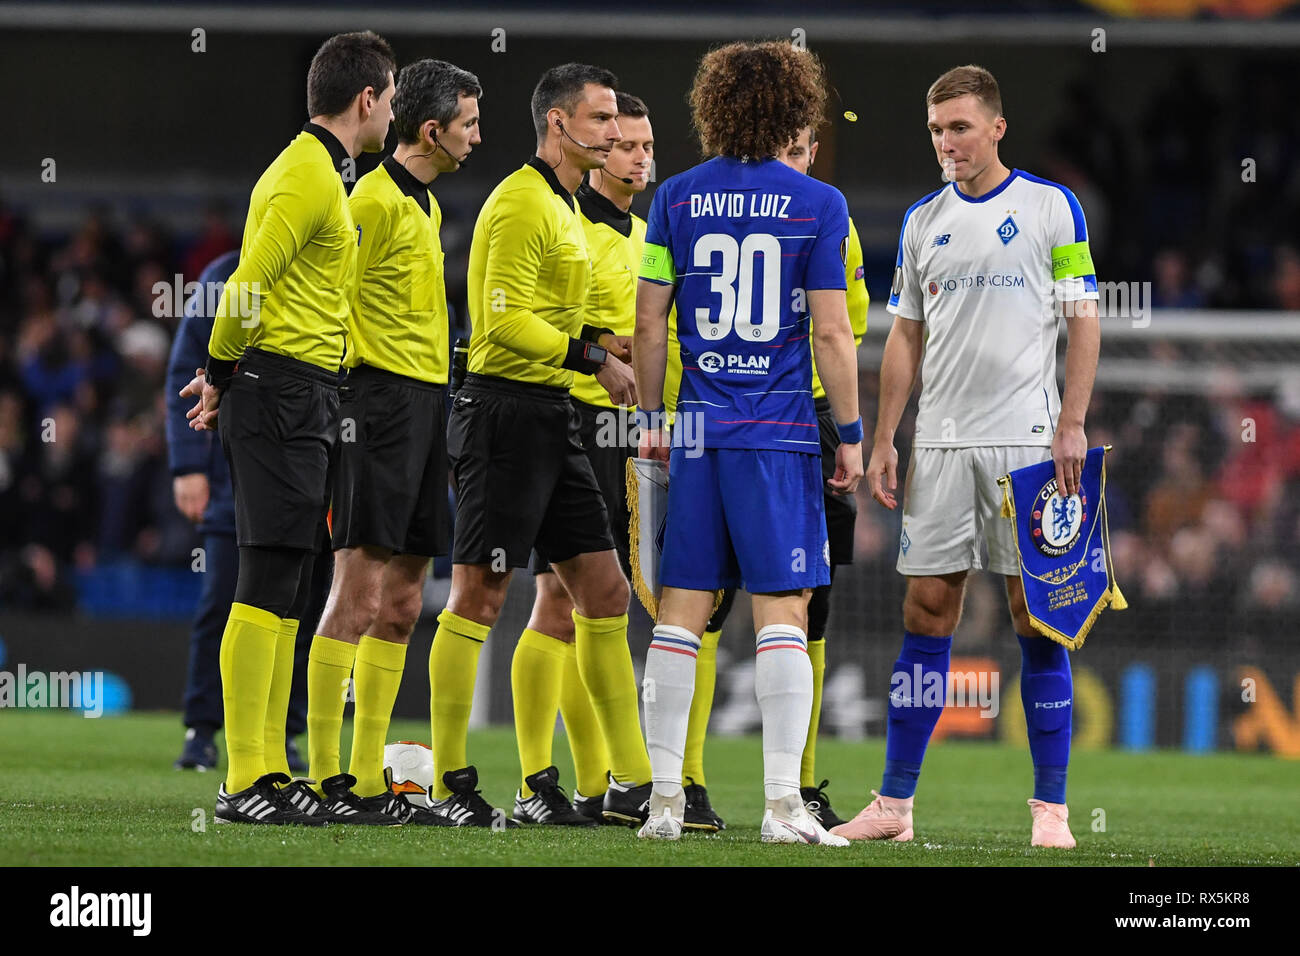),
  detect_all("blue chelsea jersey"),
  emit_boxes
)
[643,156,850,451]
